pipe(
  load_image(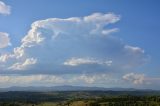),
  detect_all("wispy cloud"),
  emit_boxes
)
[64,57,112,66]
[0,1,11,15]
[8,58,37,70]
[0,32,11,48]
